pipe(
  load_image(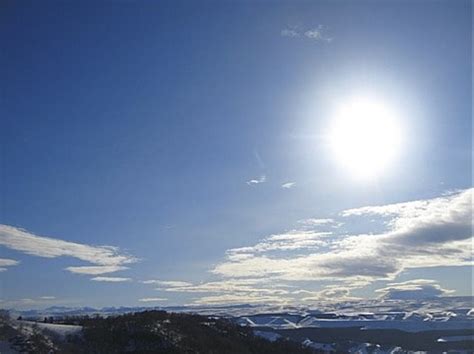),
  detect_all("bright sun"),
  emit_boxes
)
[328,97,402,179]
